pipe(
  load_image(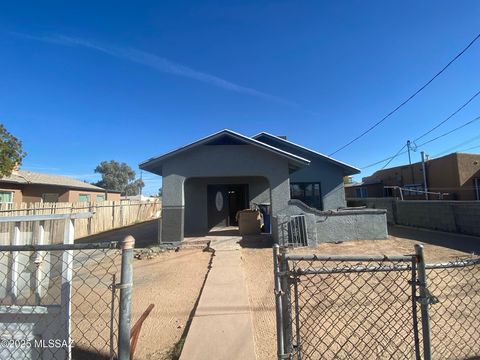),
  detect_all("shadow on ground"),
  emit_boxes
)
[389,225,480,254]
[237,234,273,248]
[207,228,243,237]
[72,346,112,360]
[189,227,273,249]
[76,219,159,248]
